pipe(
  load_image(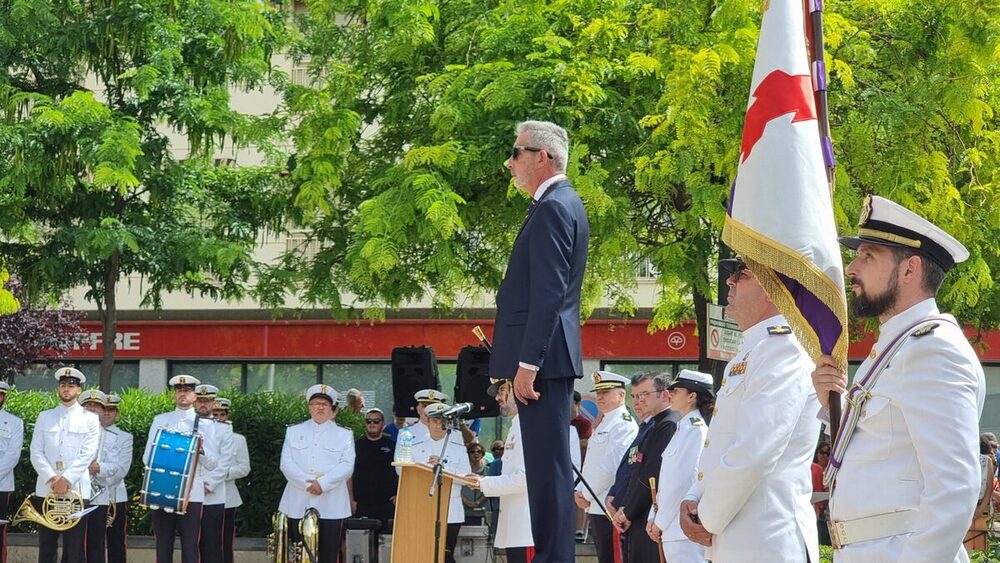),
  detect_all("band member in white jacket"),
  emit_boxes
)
[279,384,355,563]
[80,389,129,563]
[0,381,24,563]
[466,380,533,563]
[411,402,471,563]
[647,370,715,562]
[30,368,101,563]
[102,394,132,563]
[214,398,251,563]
